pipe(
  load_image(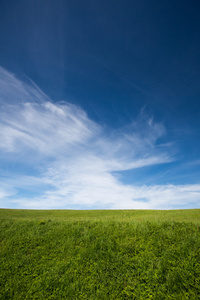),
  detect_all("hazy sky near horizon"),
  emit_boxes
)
[0,0,200,209]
